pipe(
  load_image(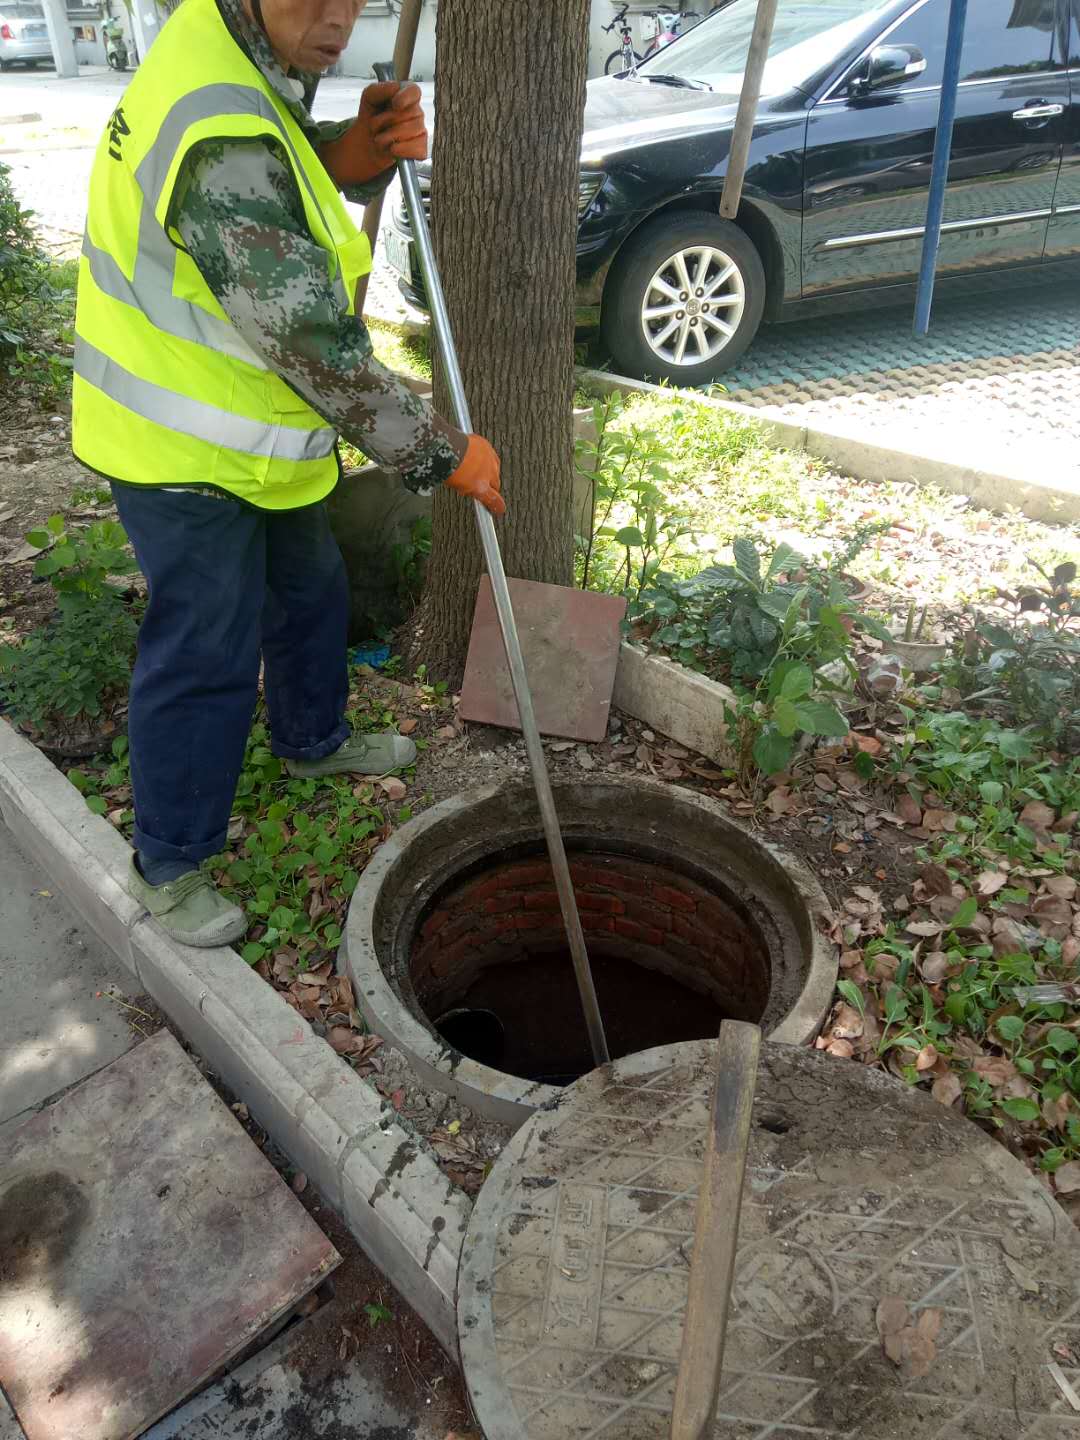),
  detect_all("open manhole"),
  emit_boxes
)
[344,779,837,1127]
